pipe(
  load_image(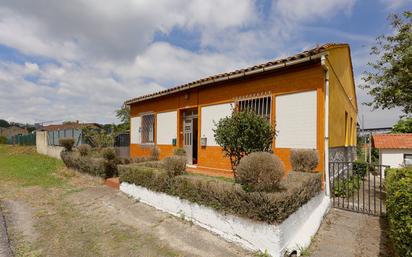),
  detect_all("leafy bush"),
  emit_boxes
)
[82,127,114,148]
[0,136,7,144]
[119,166,322,224]
[102,147,116,160]
[59,137,75,151]
[352,160,368,177]
[332,175,361,198]
[61,151,118,178]
[150,146,160,160]
[214,110,276,180]
[135,160,164,169]
[163,156,187,177]
[236,152,285,192]
[290,149,319,172]
[385,167,412,256]
[173,148,186,156]
[77,144,91,156]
